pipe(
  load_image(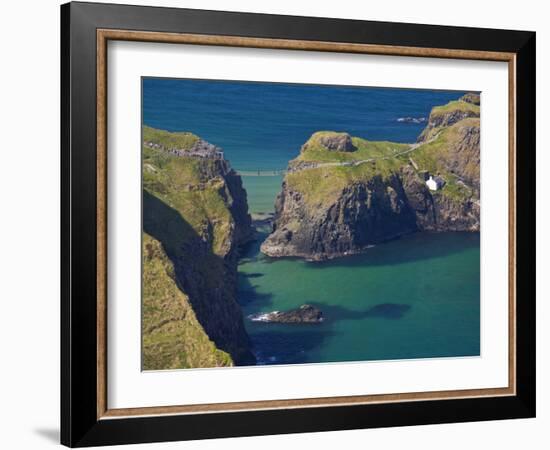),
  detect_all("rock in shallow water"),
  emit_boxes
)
[248,304,323,324]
